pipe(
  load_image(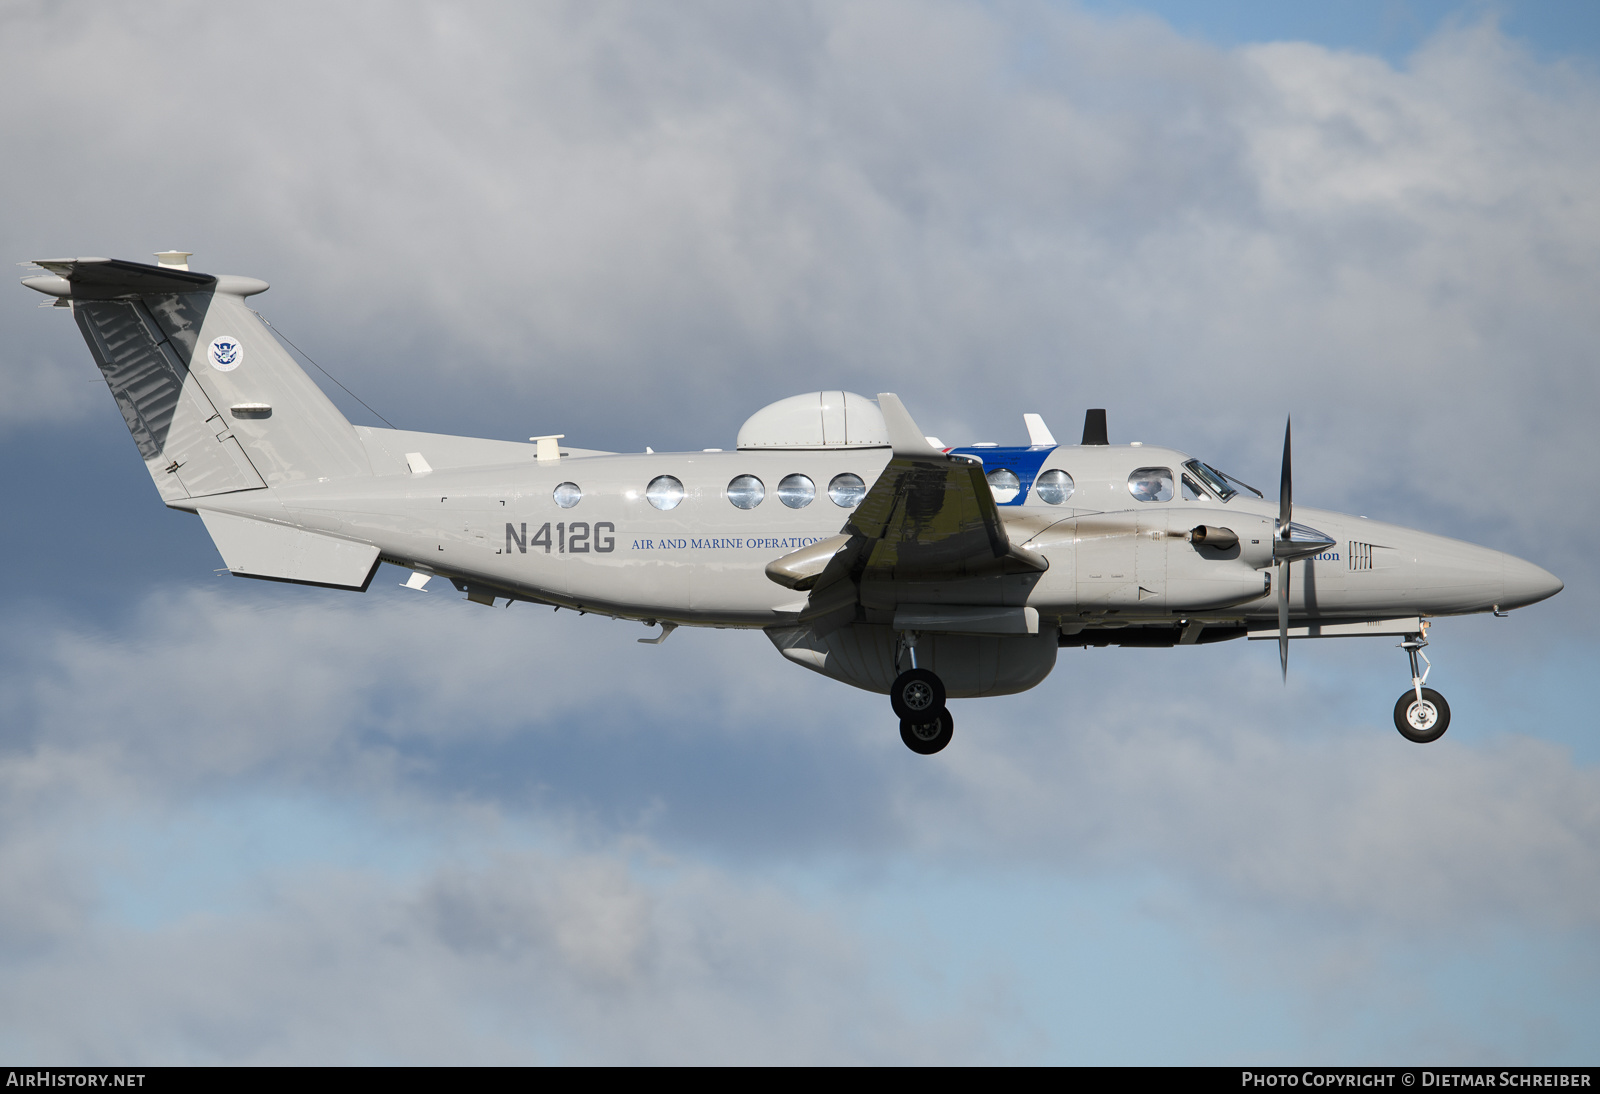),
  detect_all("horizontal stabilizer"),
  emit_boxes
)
[30,257,217,298]
[199,511,380,590]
